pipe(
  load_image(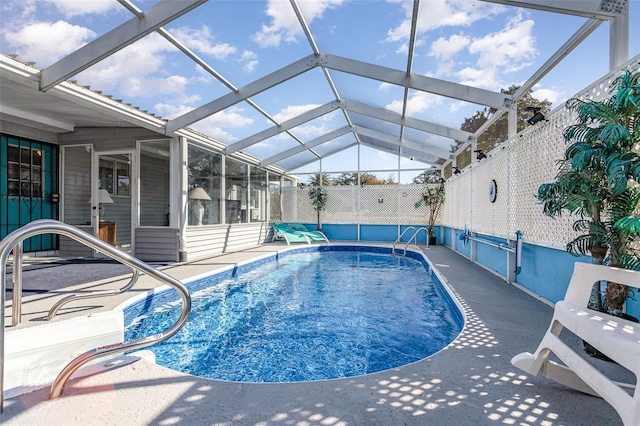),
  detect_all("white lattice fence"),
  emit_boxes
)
[447,172,472,230]
[281,185,439,225]
[443,56,639,248]
[471,146,510,237]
